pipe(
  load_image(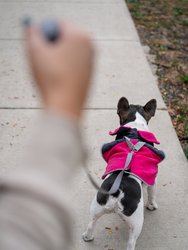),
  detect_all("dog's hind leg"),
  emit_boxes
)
[82,195,105,242]
[146,185,158,211]
[125,197,144,250]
